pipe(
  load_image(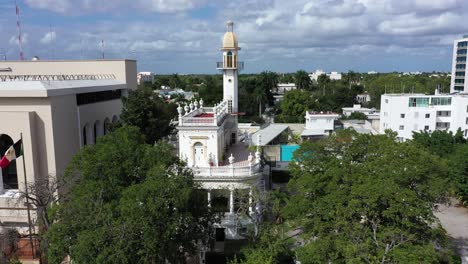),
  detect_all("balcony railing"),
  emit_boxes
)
[178,100,229,127]
[216,61,244,71]
[190,163,261,179]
